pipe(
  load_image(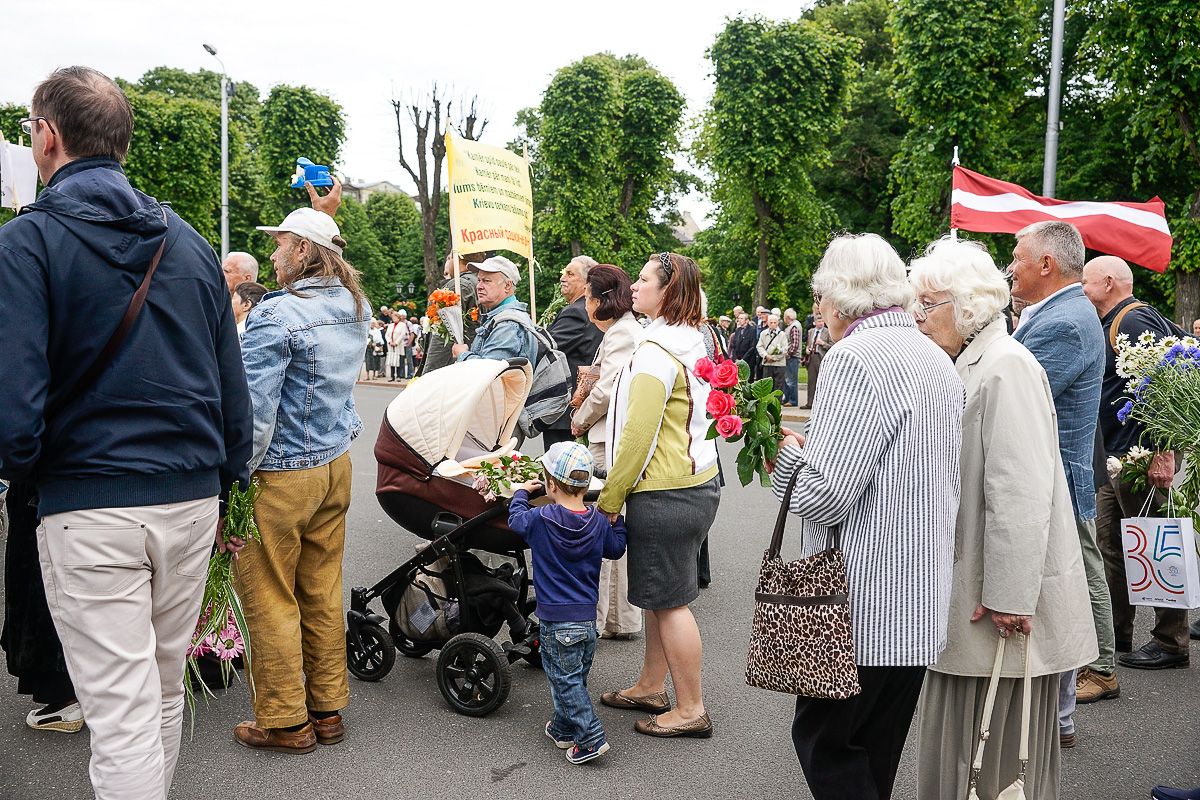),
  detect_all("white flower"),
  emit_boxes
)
[1107,456,1123,480]
[1126,445,1152,462]
[1139,331,1156,345]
